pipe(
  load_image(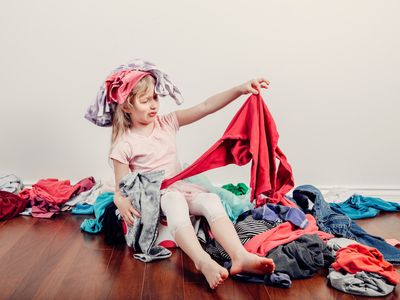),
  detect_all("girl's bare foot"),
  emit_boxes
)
[195,256,229,289]
[230,251,275,276]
